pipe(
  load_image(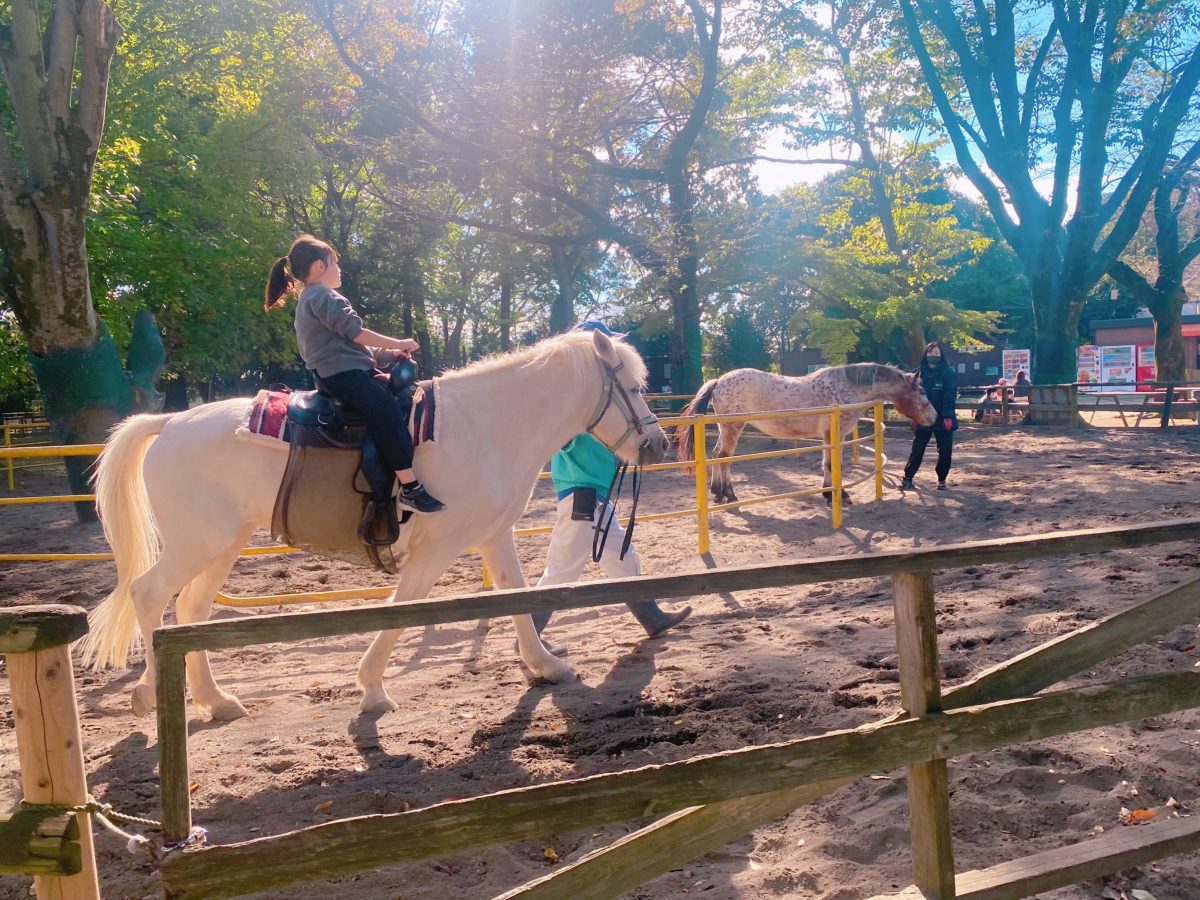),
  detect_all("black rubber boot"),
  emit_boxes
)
[627,600,693,638]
